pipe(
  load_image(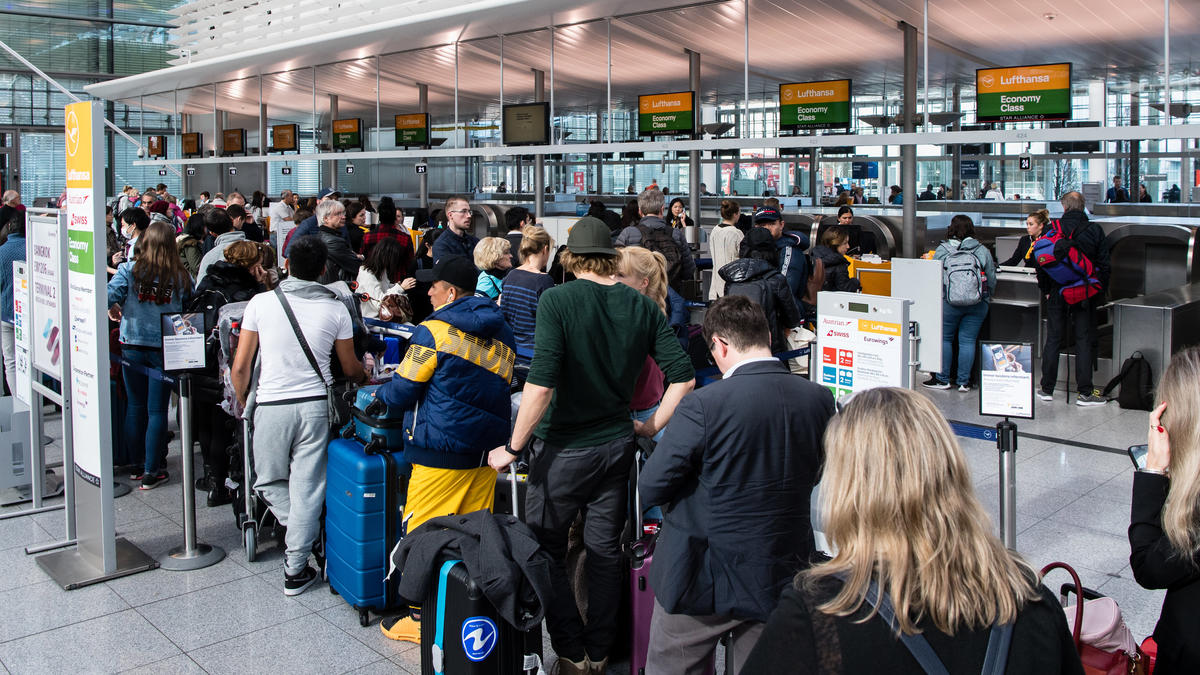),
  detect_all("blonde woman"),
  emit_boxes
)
[745,388,1083,674]
[1131,346,1200,673]
[473,236,512,303]
[617,247,670,439]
